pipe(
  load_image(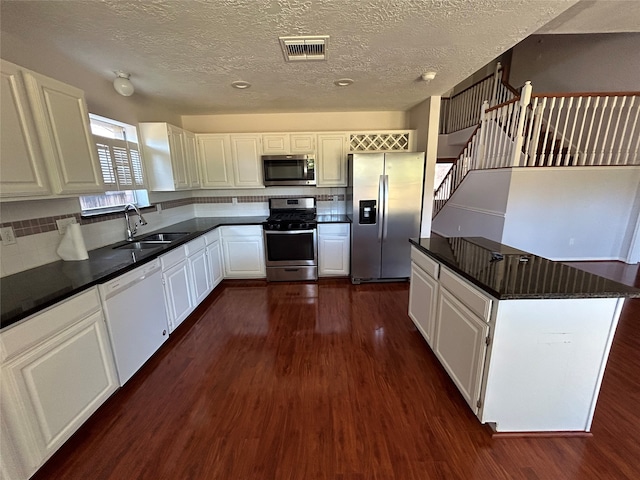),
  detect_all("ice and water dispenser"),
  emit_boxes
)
[359,200,377,224]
